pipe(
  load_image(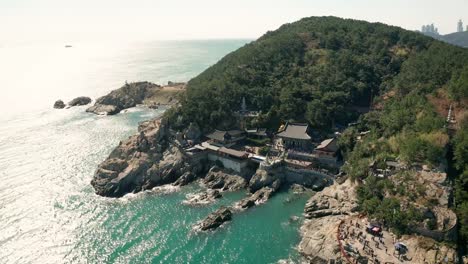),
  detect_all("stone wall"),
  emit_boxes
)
[411,224,458,242]
[283,167,334,188]
[207,153,249,174]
